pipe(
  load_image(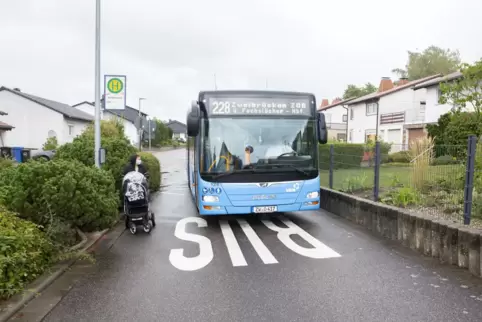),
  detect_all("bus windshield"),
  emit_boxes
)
[200,116,317,177]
